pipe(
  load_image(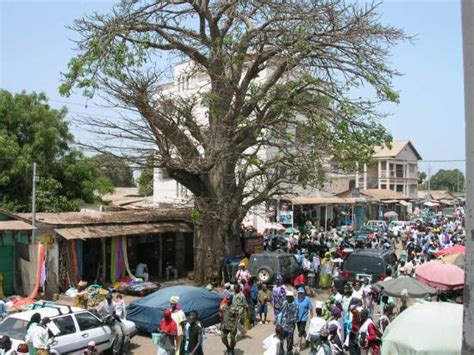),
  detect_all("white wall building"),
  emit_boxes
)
[355,140,422,198]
